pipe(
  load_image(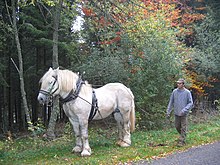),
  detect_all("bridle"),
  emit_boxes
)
[39,75,59,98]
